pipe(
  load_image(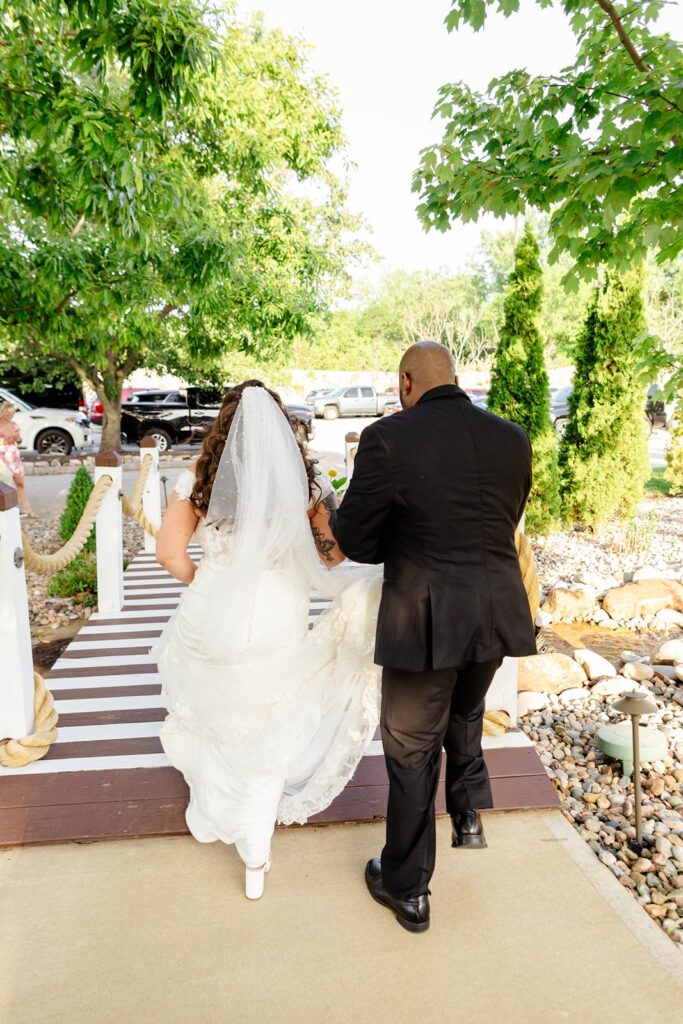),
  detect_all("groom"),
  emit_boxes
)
[333,342,536,933]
